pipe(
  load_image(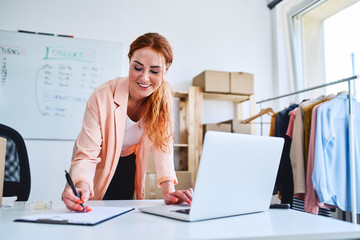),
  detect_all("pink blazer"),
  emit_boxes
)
[70,77,178,200]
